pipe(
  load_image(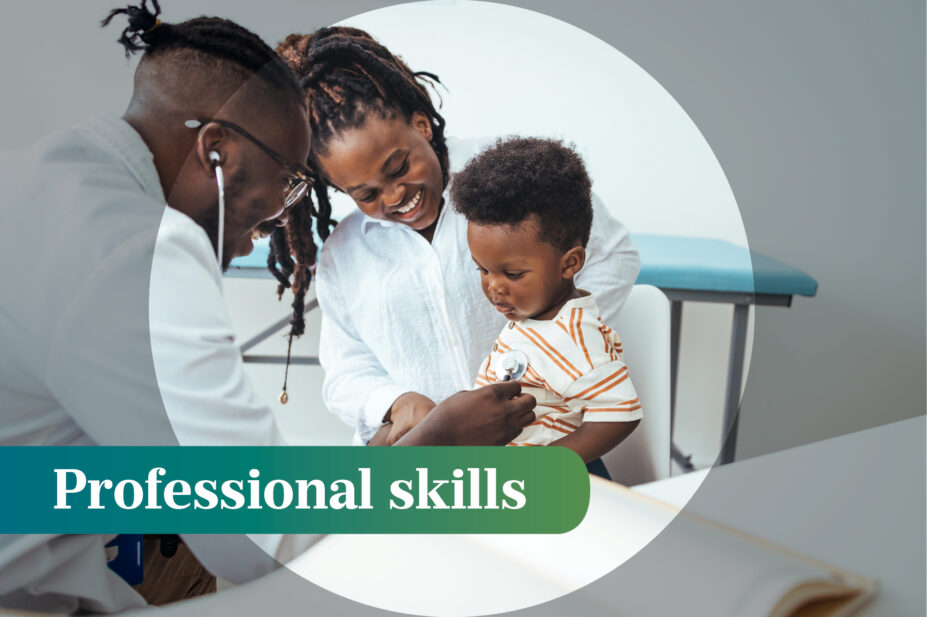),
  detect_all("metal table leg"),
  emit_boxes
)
[669,300,682,430]
[239,299,320,364]
[668,300,695,471]
[720,303,749,464]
